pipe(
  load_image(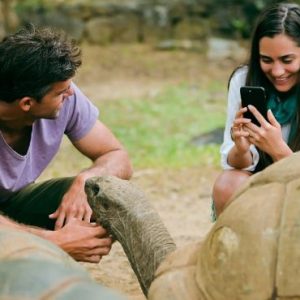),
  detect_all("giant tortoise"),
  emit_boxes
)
[85,152,300,300]
[0,226,125,299]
